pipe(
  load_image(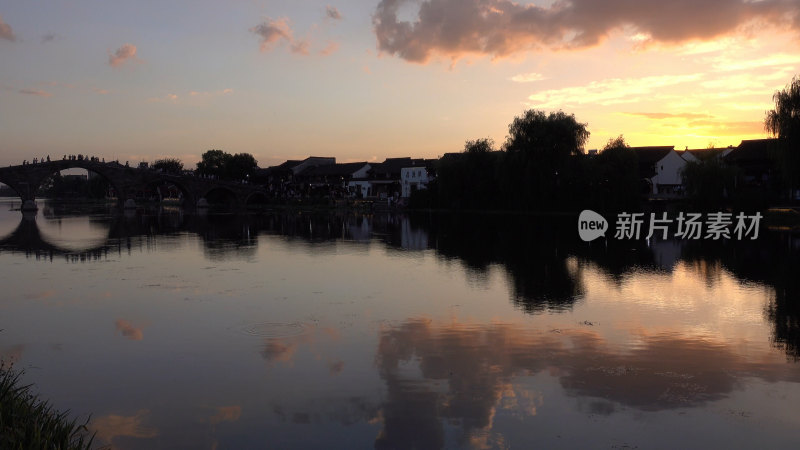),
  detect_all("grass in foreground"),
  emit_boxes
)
[0,364,94,449]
